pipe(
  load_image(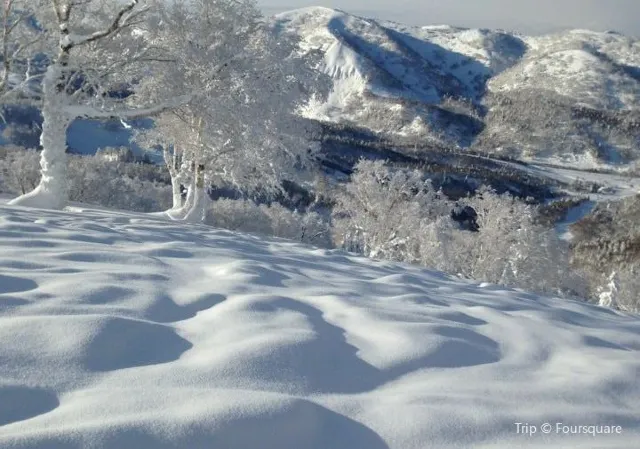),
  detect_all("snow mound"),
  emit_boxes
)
[0,204,639,448]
